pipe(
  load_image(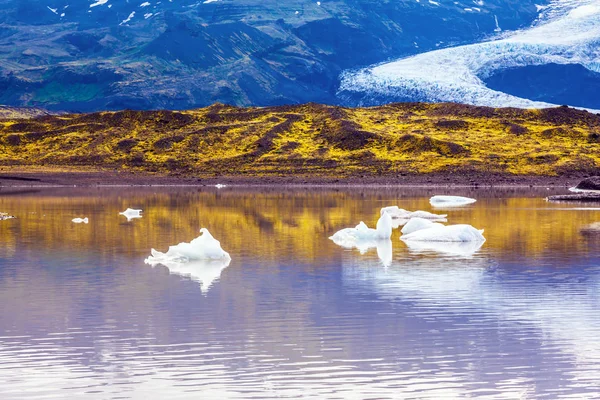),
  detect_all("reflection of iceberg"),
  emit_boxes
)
[343,259,600,377]
[146,228,231,263]
[330,236,393,267]
[403,239,485,257]
[119,208,143,221]
[150,258,231,293]
[581,222,600,239]
[330,212,392,242]
[430,195,477,207]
